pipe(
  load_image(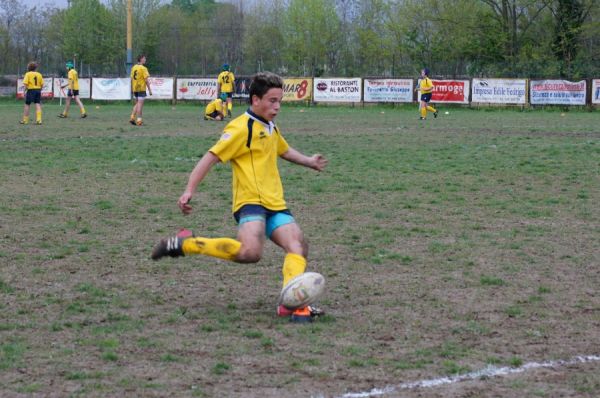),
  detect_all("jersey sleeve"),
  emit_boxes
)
[276,130,289,156]
[209,127,247,163]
